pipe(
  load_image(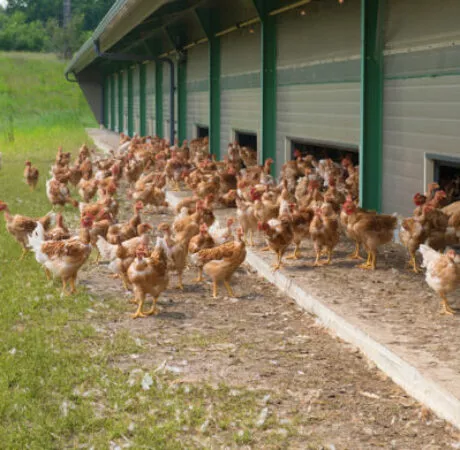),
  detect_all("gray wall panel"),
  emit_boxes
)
[146,62,155,136]
[123,69,128,134]
[187,92,209,139]
[382,76,460,214]
[221,89,261,154]
[114,74,119,132]
[133,65,140,135]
